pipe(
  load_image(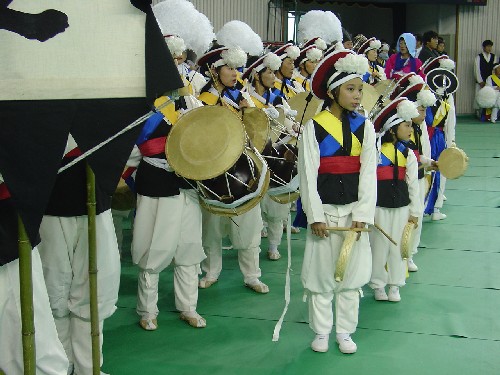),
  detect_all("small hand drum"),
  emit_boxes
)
[400,222,416,260]
[438,146,468,179]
